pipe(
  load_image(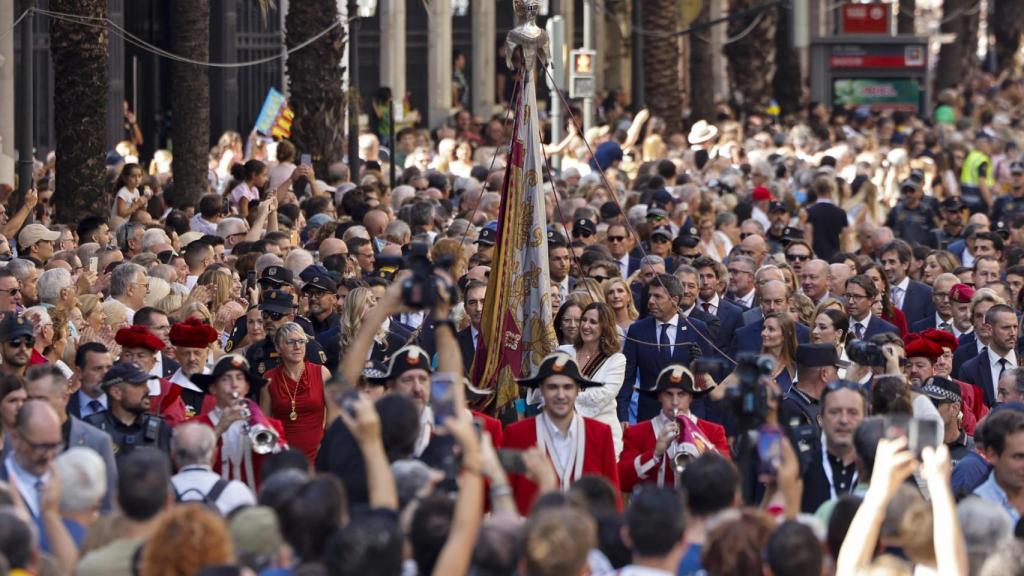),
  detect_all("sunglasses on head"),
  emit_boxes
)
[591,275,610,283]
